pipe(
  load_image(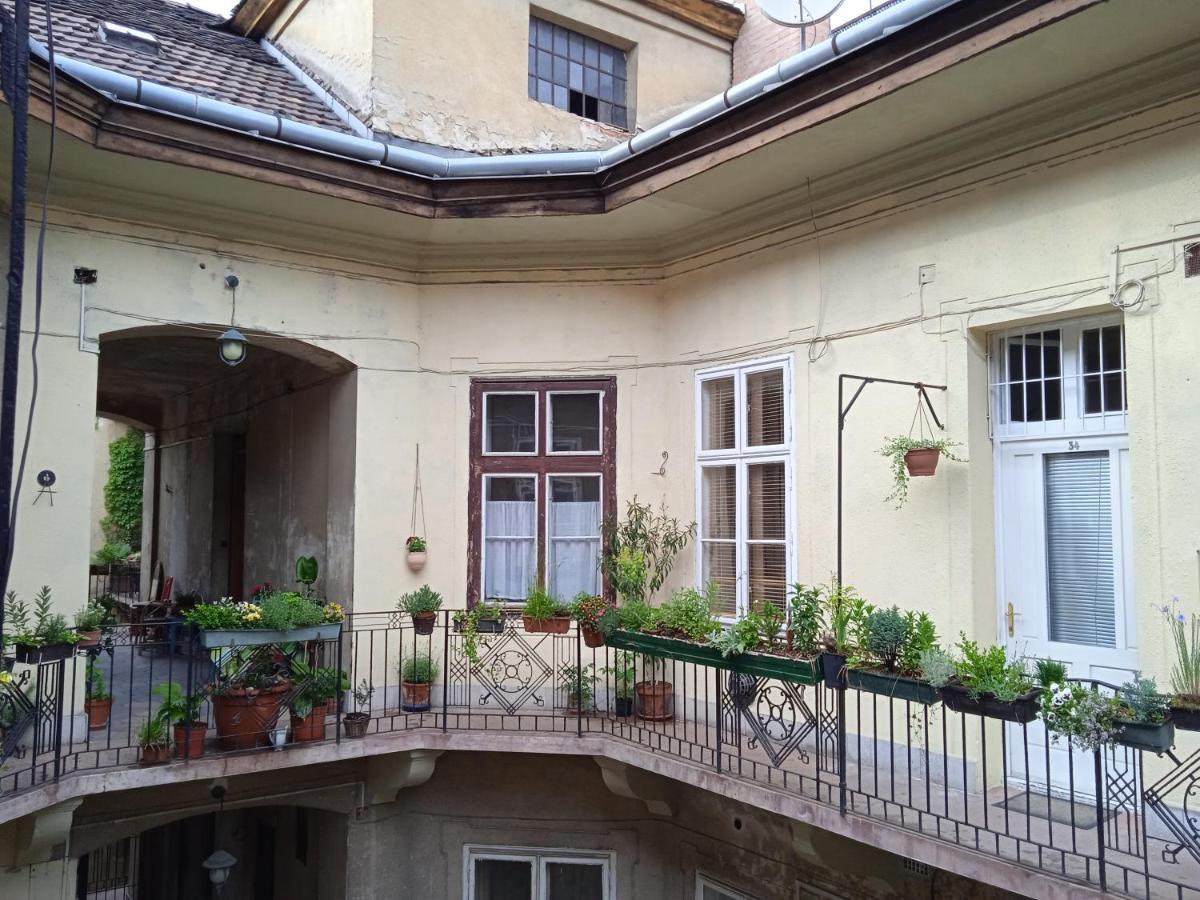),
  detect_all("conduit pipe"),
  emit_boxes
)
[25,0,960,180]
